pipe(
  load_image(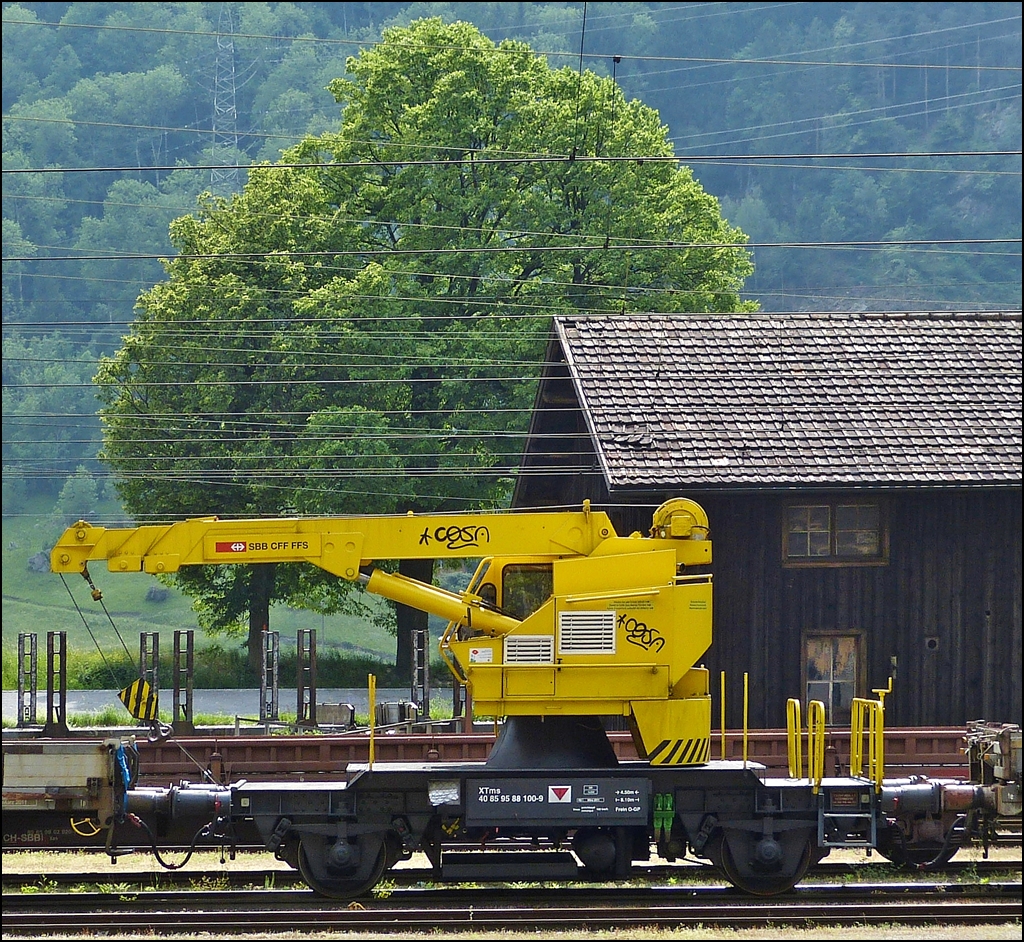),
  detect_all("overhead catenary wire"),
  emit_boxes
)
[3,279,1020,315]
[4,149,1020,176]
[6,236,1020,266]
[2,9,1019,73]
[2,45,1017,293]
[2,9,1016,189]
[3,252,1018,294]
